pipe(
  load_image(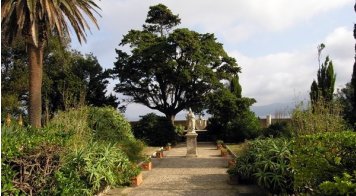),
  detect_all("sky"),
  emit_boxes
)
[71,0,355,120]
